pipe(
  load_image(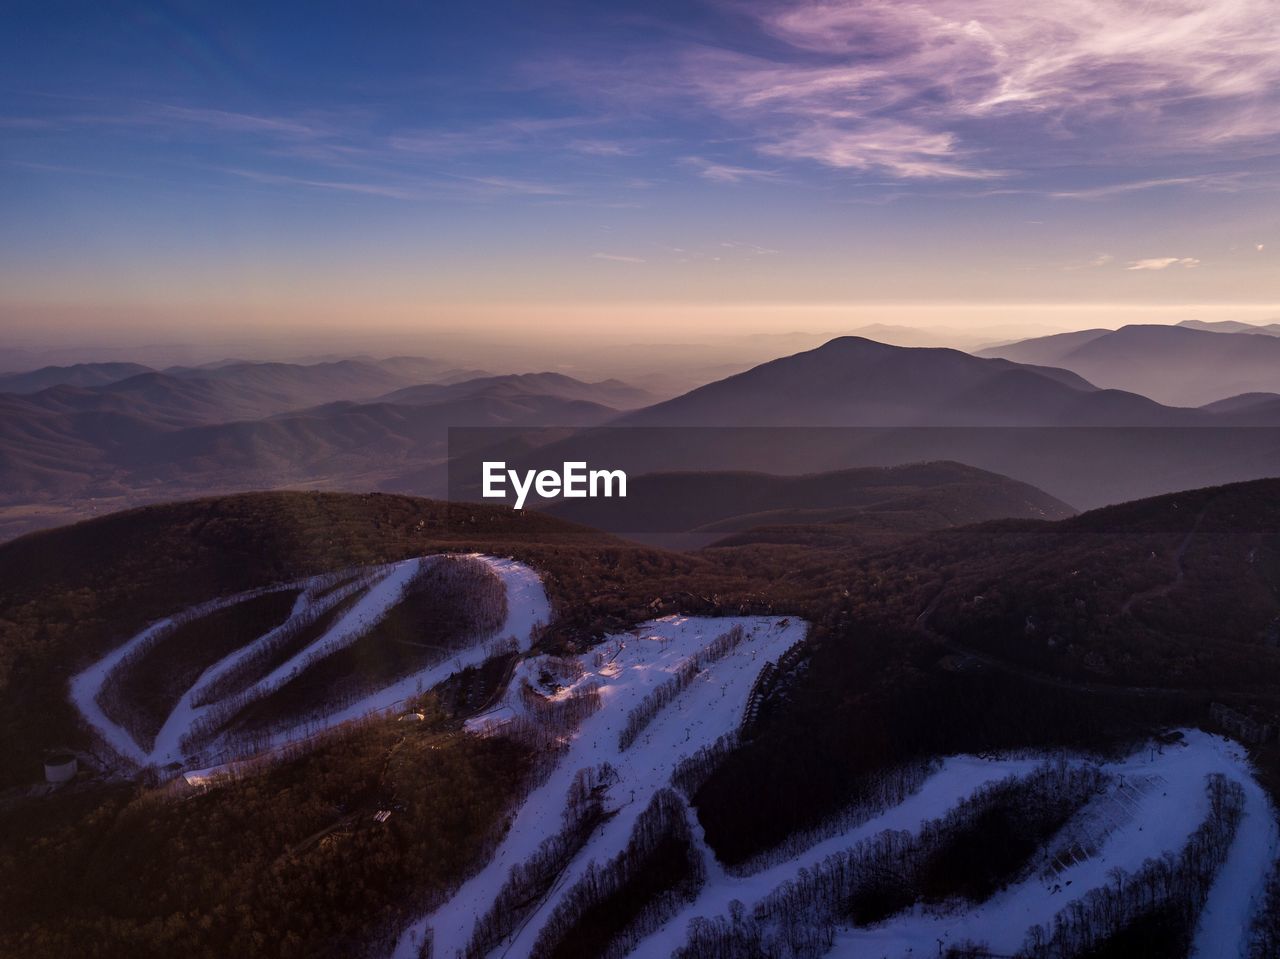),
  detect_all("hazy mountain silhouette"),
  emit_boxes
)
[160,358,460,413]
[618,336,1180,427]
[11,336,1280,540]
[478,337,1280,513]
[0,365,643,539]
[0,362,155,394]
[1,357,486,428]
[1199,392,1280,414]
[980,324,1280,406]
[376,372,657,409]
[134,393,617,484]
[1178,319,1280,335]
